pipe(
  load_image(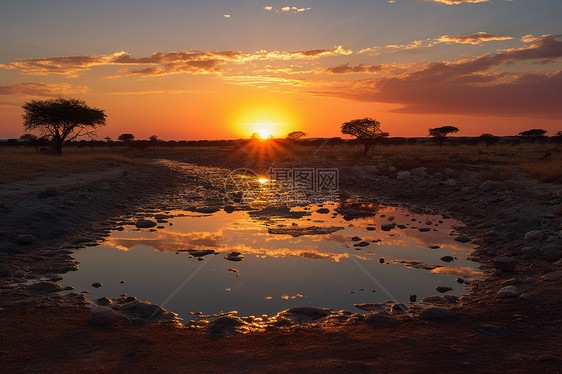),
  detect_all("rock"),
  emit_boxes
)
[135,219,157,229]
[496,285,521,299]
[364,312,398,327]
[456,278,465,284]
[418,227,431,232]
[187,249,215,257]
[354,241,370,248]
[195,206,220,214]
[381,223,396,231]
[554,203,562,216]
[29,281,64,293]
[316,208,330,214]
[92,282,103,288]
[420,307,452,320]
[96,297,113,306]
[281,307,331,320]
[500,278,520,286]
[410,167,427,177]
[494,256,516,272]
[409,294,417,302]
[207,316,247,334]
[351,236,362,242]
[435,286,453,293]
[440,256,454,263]
[396,171,411,180]
[341,209,376,220]
[454,236,471,243]
[443,179,456,186]
[90,306,116,326]
[391,303,407,314]
[119,300,165,320]
[224,206,236,214]
[224,251,244,262]
[16,234,37,246]
[525,230,543,241]
[541,244,562,262]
